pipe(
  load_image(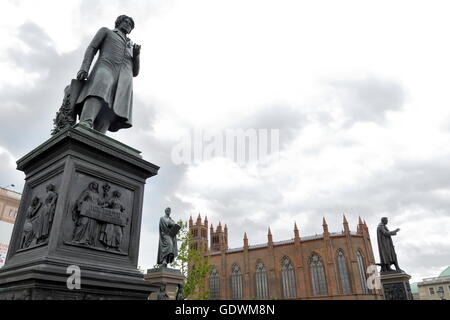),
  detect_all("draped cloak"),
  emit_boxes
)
[377,222,398,265]
[75,27,135,132]
[157,215,178,264]
[72,188,100,245]
[39,190,58,240]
